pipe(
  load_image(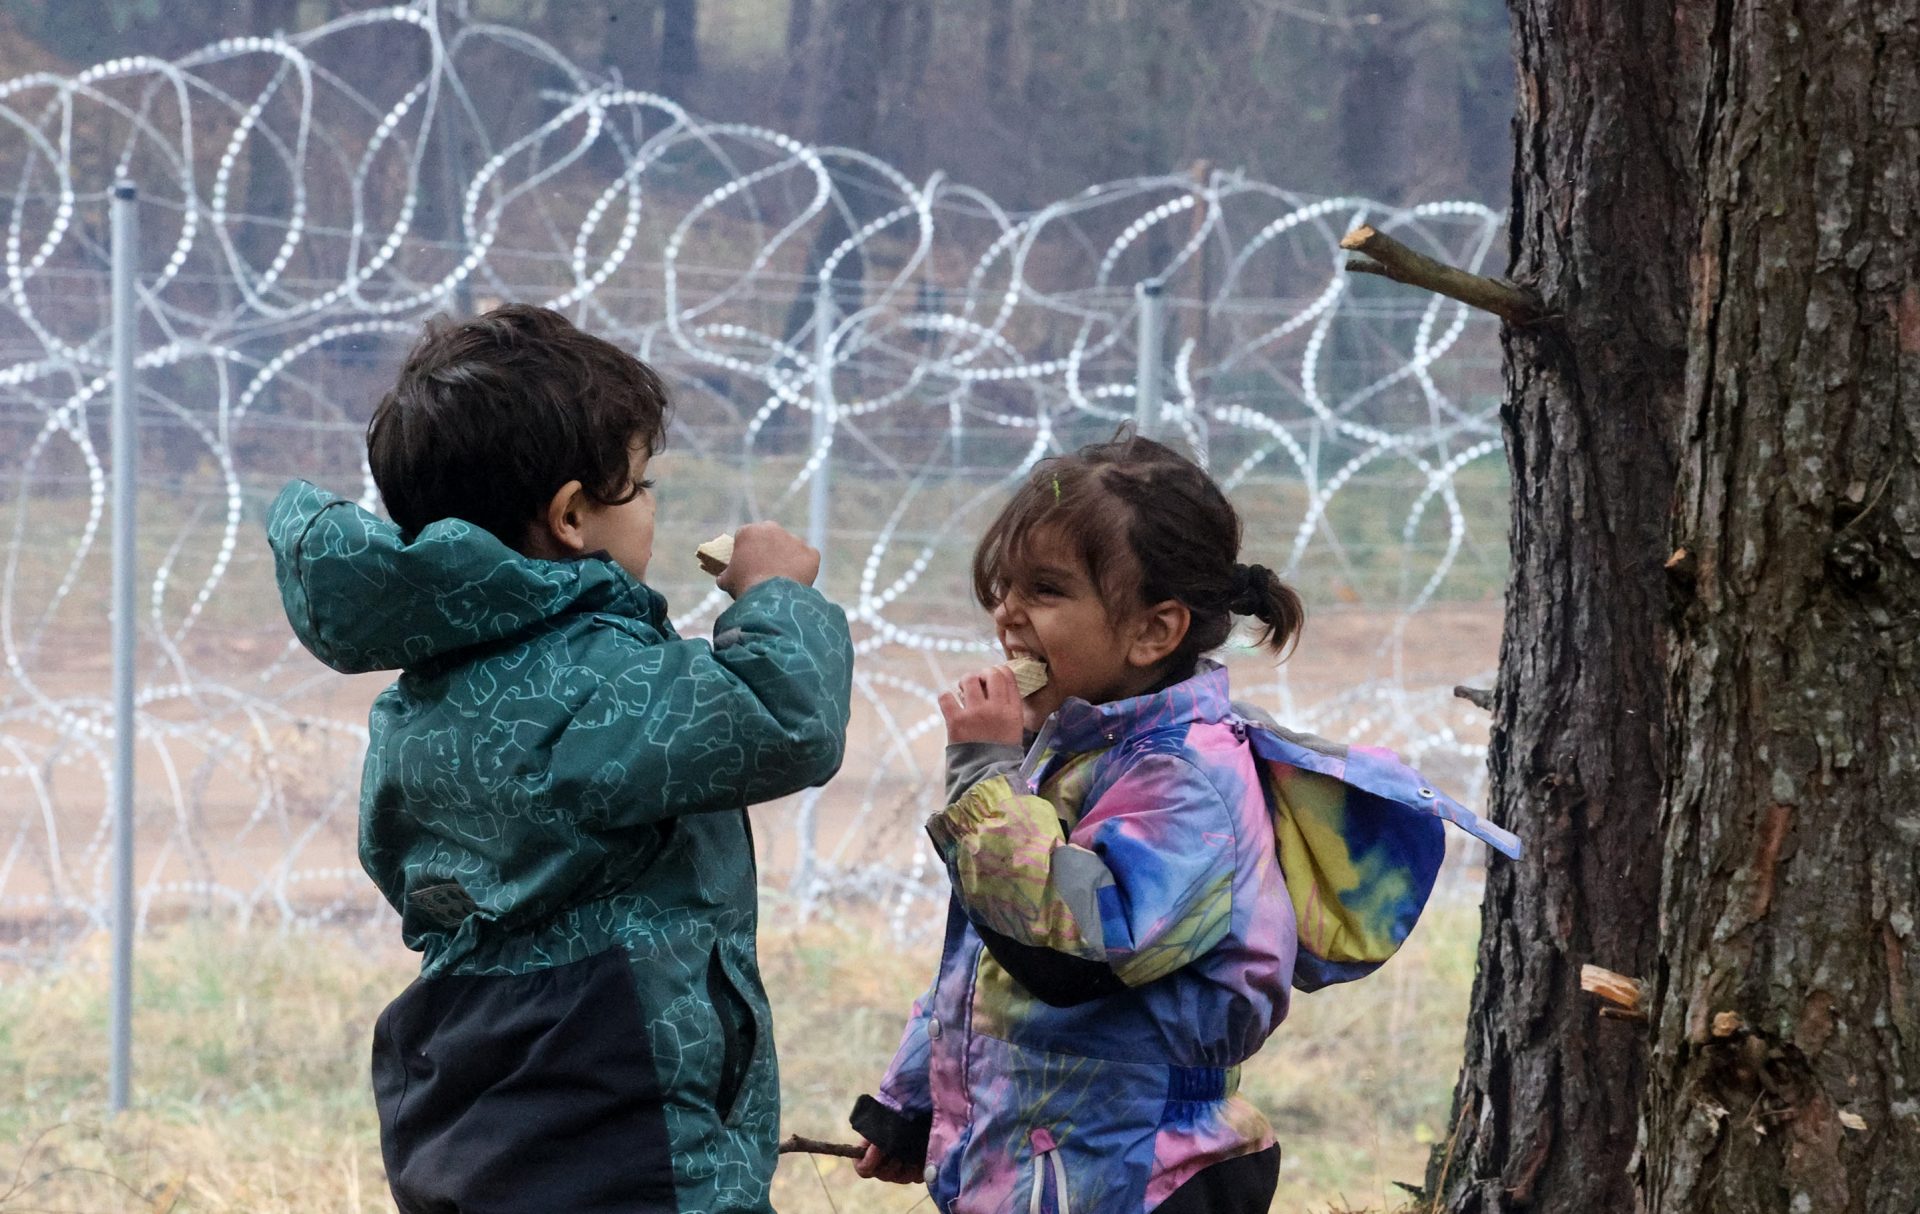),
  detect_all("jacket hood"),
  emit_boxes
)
[266,479,665,674]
